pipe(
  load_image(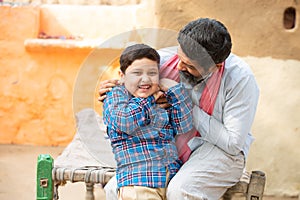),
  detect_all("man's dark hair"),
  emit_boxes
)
[120,43,160,73]
[177,18,232,70]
